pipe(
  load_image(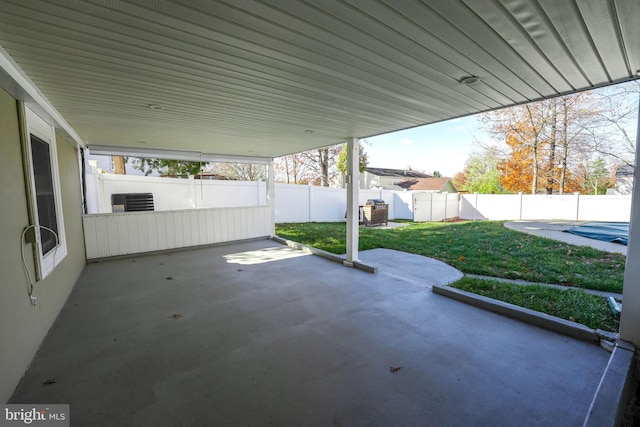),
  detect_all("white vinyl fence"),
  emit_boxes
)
[83,168,631,260]
[274,185,418,222]
[460,193,631,222]
[86,171,267,213]
[85,168,429,222]
[413,192,460,222]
